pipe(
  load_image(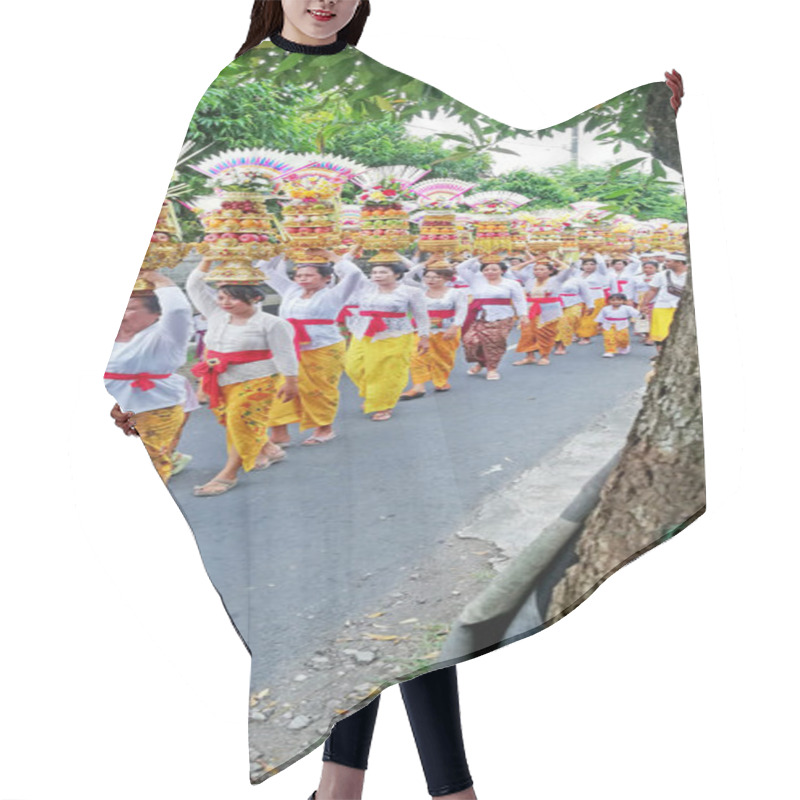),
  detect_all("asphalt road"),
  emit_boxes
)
[166,330,652,688]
